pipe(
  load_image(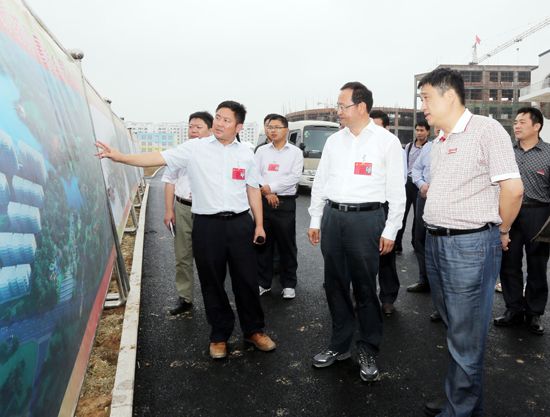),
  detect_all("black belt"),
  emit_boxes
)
[197,210,249,219]
[425,223,490,236]
[522,201,550,208]
[276,195,298,200]
[175,196,192,207]
[327,200,381,212]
